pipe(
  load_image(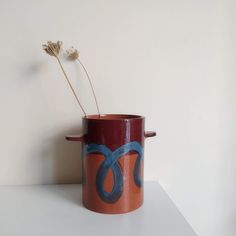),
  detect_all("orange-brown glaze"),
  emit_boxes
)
[83,153,143,214]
